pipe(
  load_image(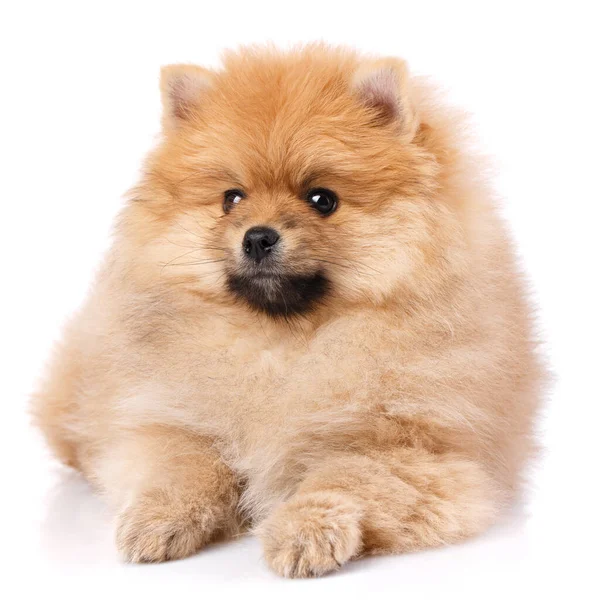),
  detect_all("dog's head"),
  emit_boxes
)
[124,46,462,318]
